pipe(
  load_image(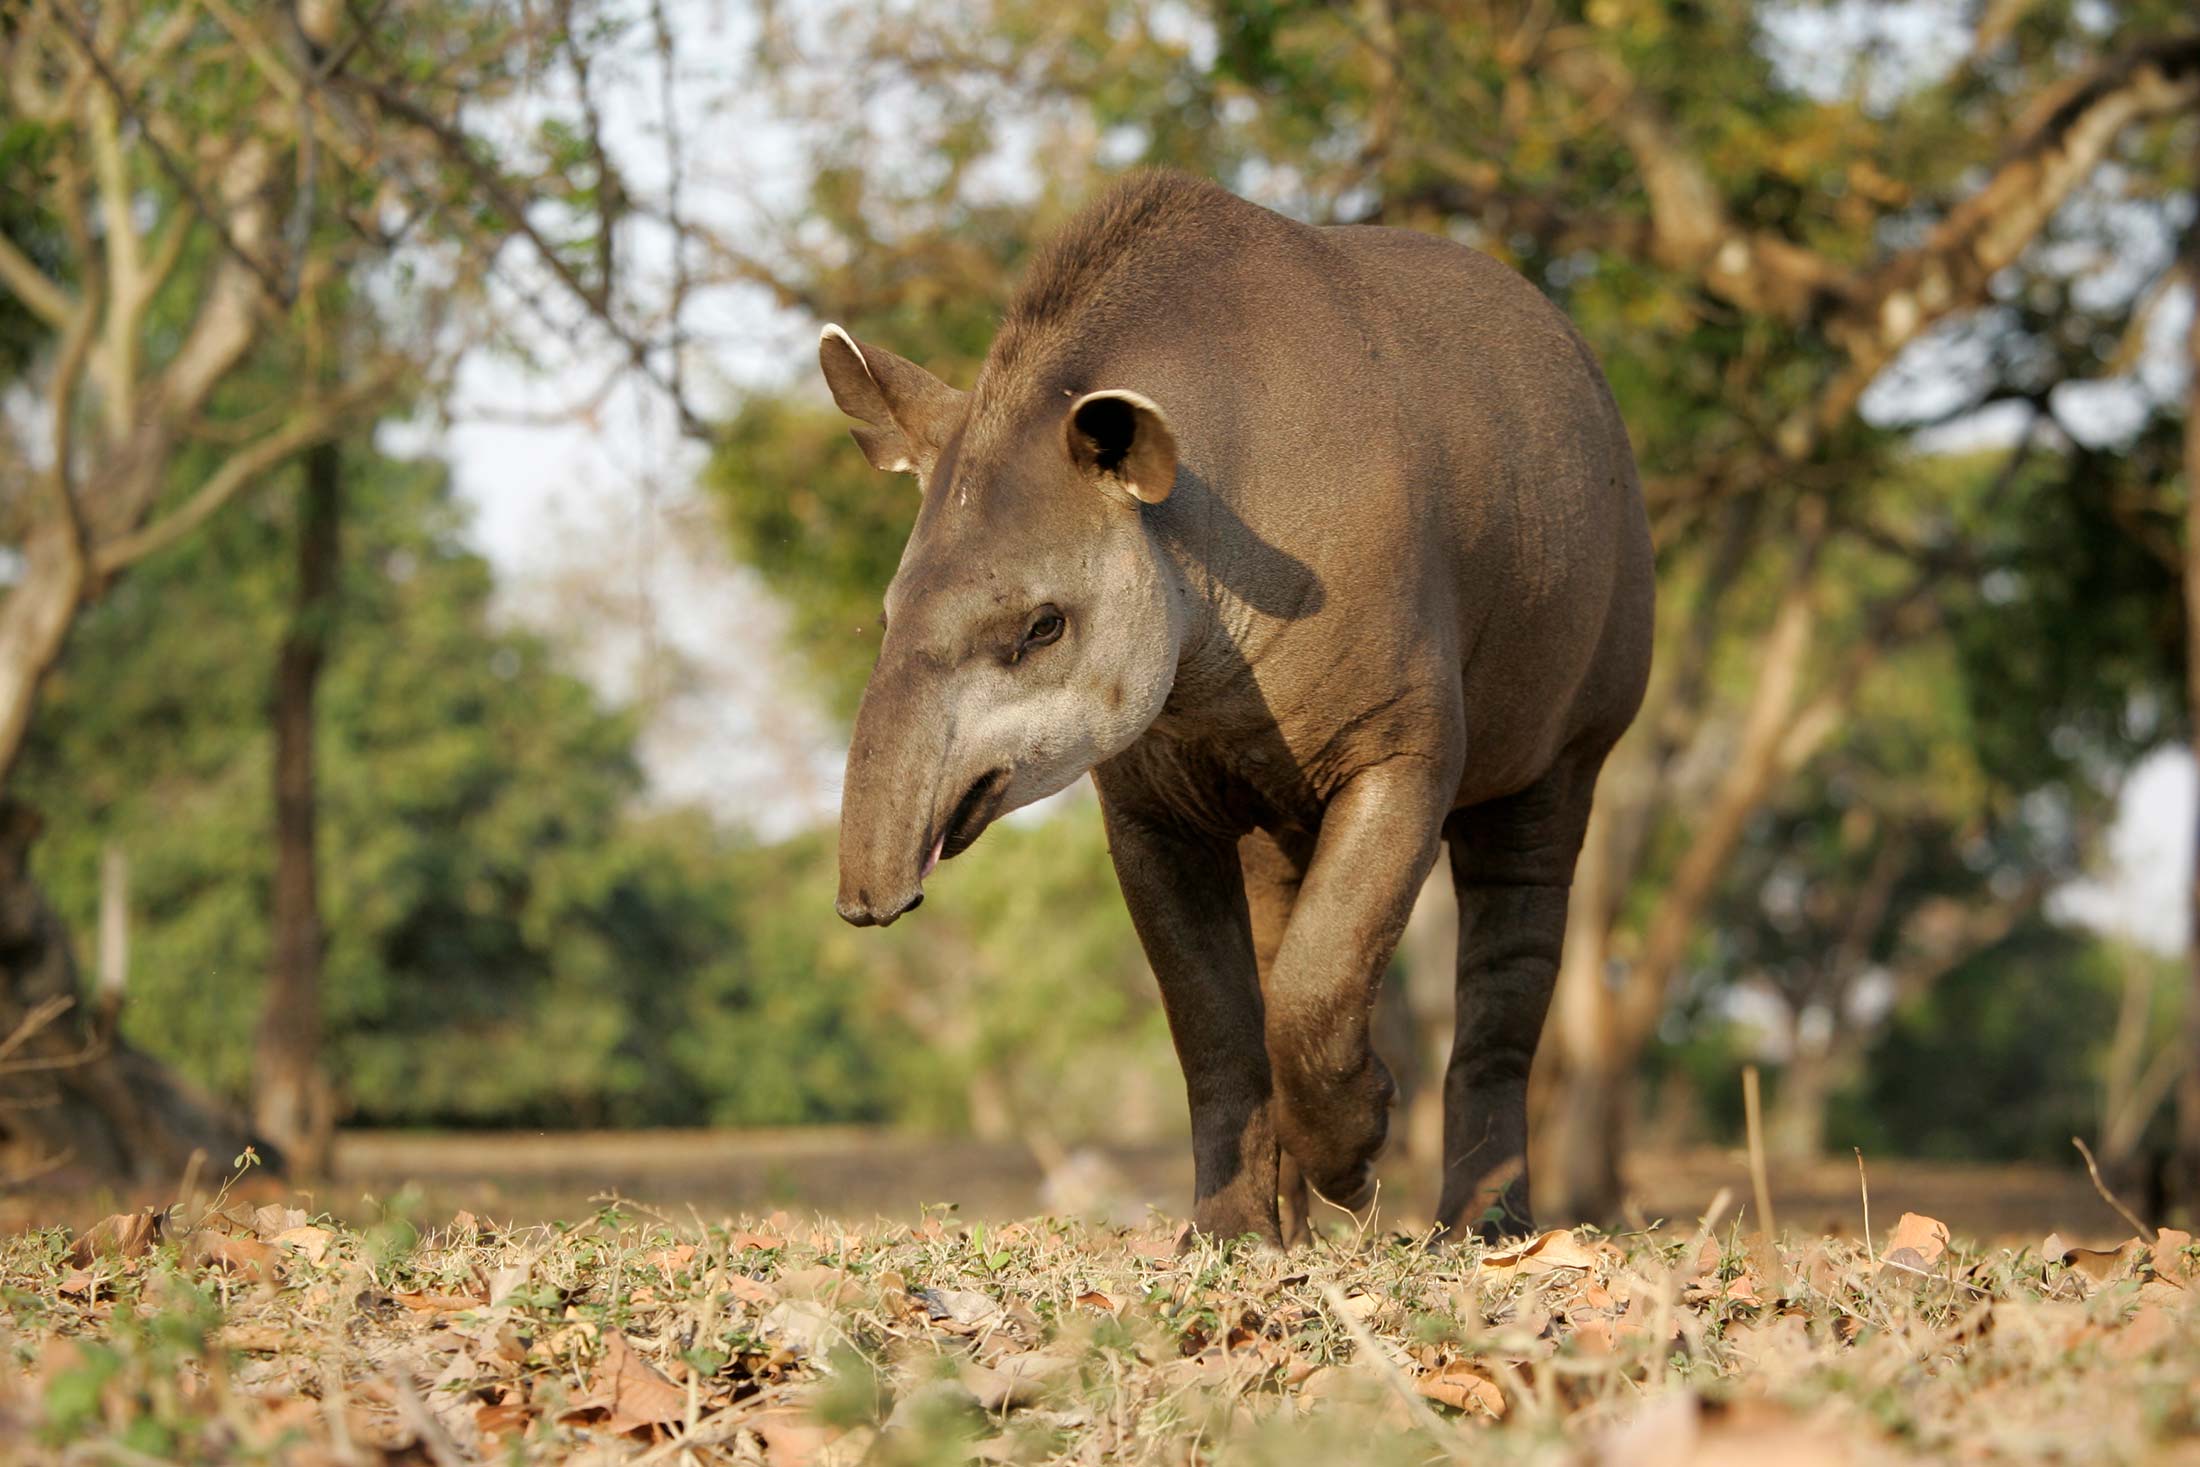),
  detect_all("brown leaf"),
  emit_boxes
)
[647,1243,698,1280]
[272,1225,334,1266]
[560,1329,689,1437]
[57,1268,95,1297]
[1481,1229,1598,1275]
[250,1204,309,1239]
[729,1228,787,1252]
[69,1211,160,1266]
[2149,1228,2191,1285]
[217,1323,291,1352]
[1881,1213,1949,1271]
[724,1273,780,1308]
[184,1230,281,1283]
[476,1396,532,1451]
[394,1286,487,1313]
[1128,1221,1194,1261]
[2061,1241,2146,1283]
[1417,1362,1506,1419]
[1074,1290,1117,1313]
